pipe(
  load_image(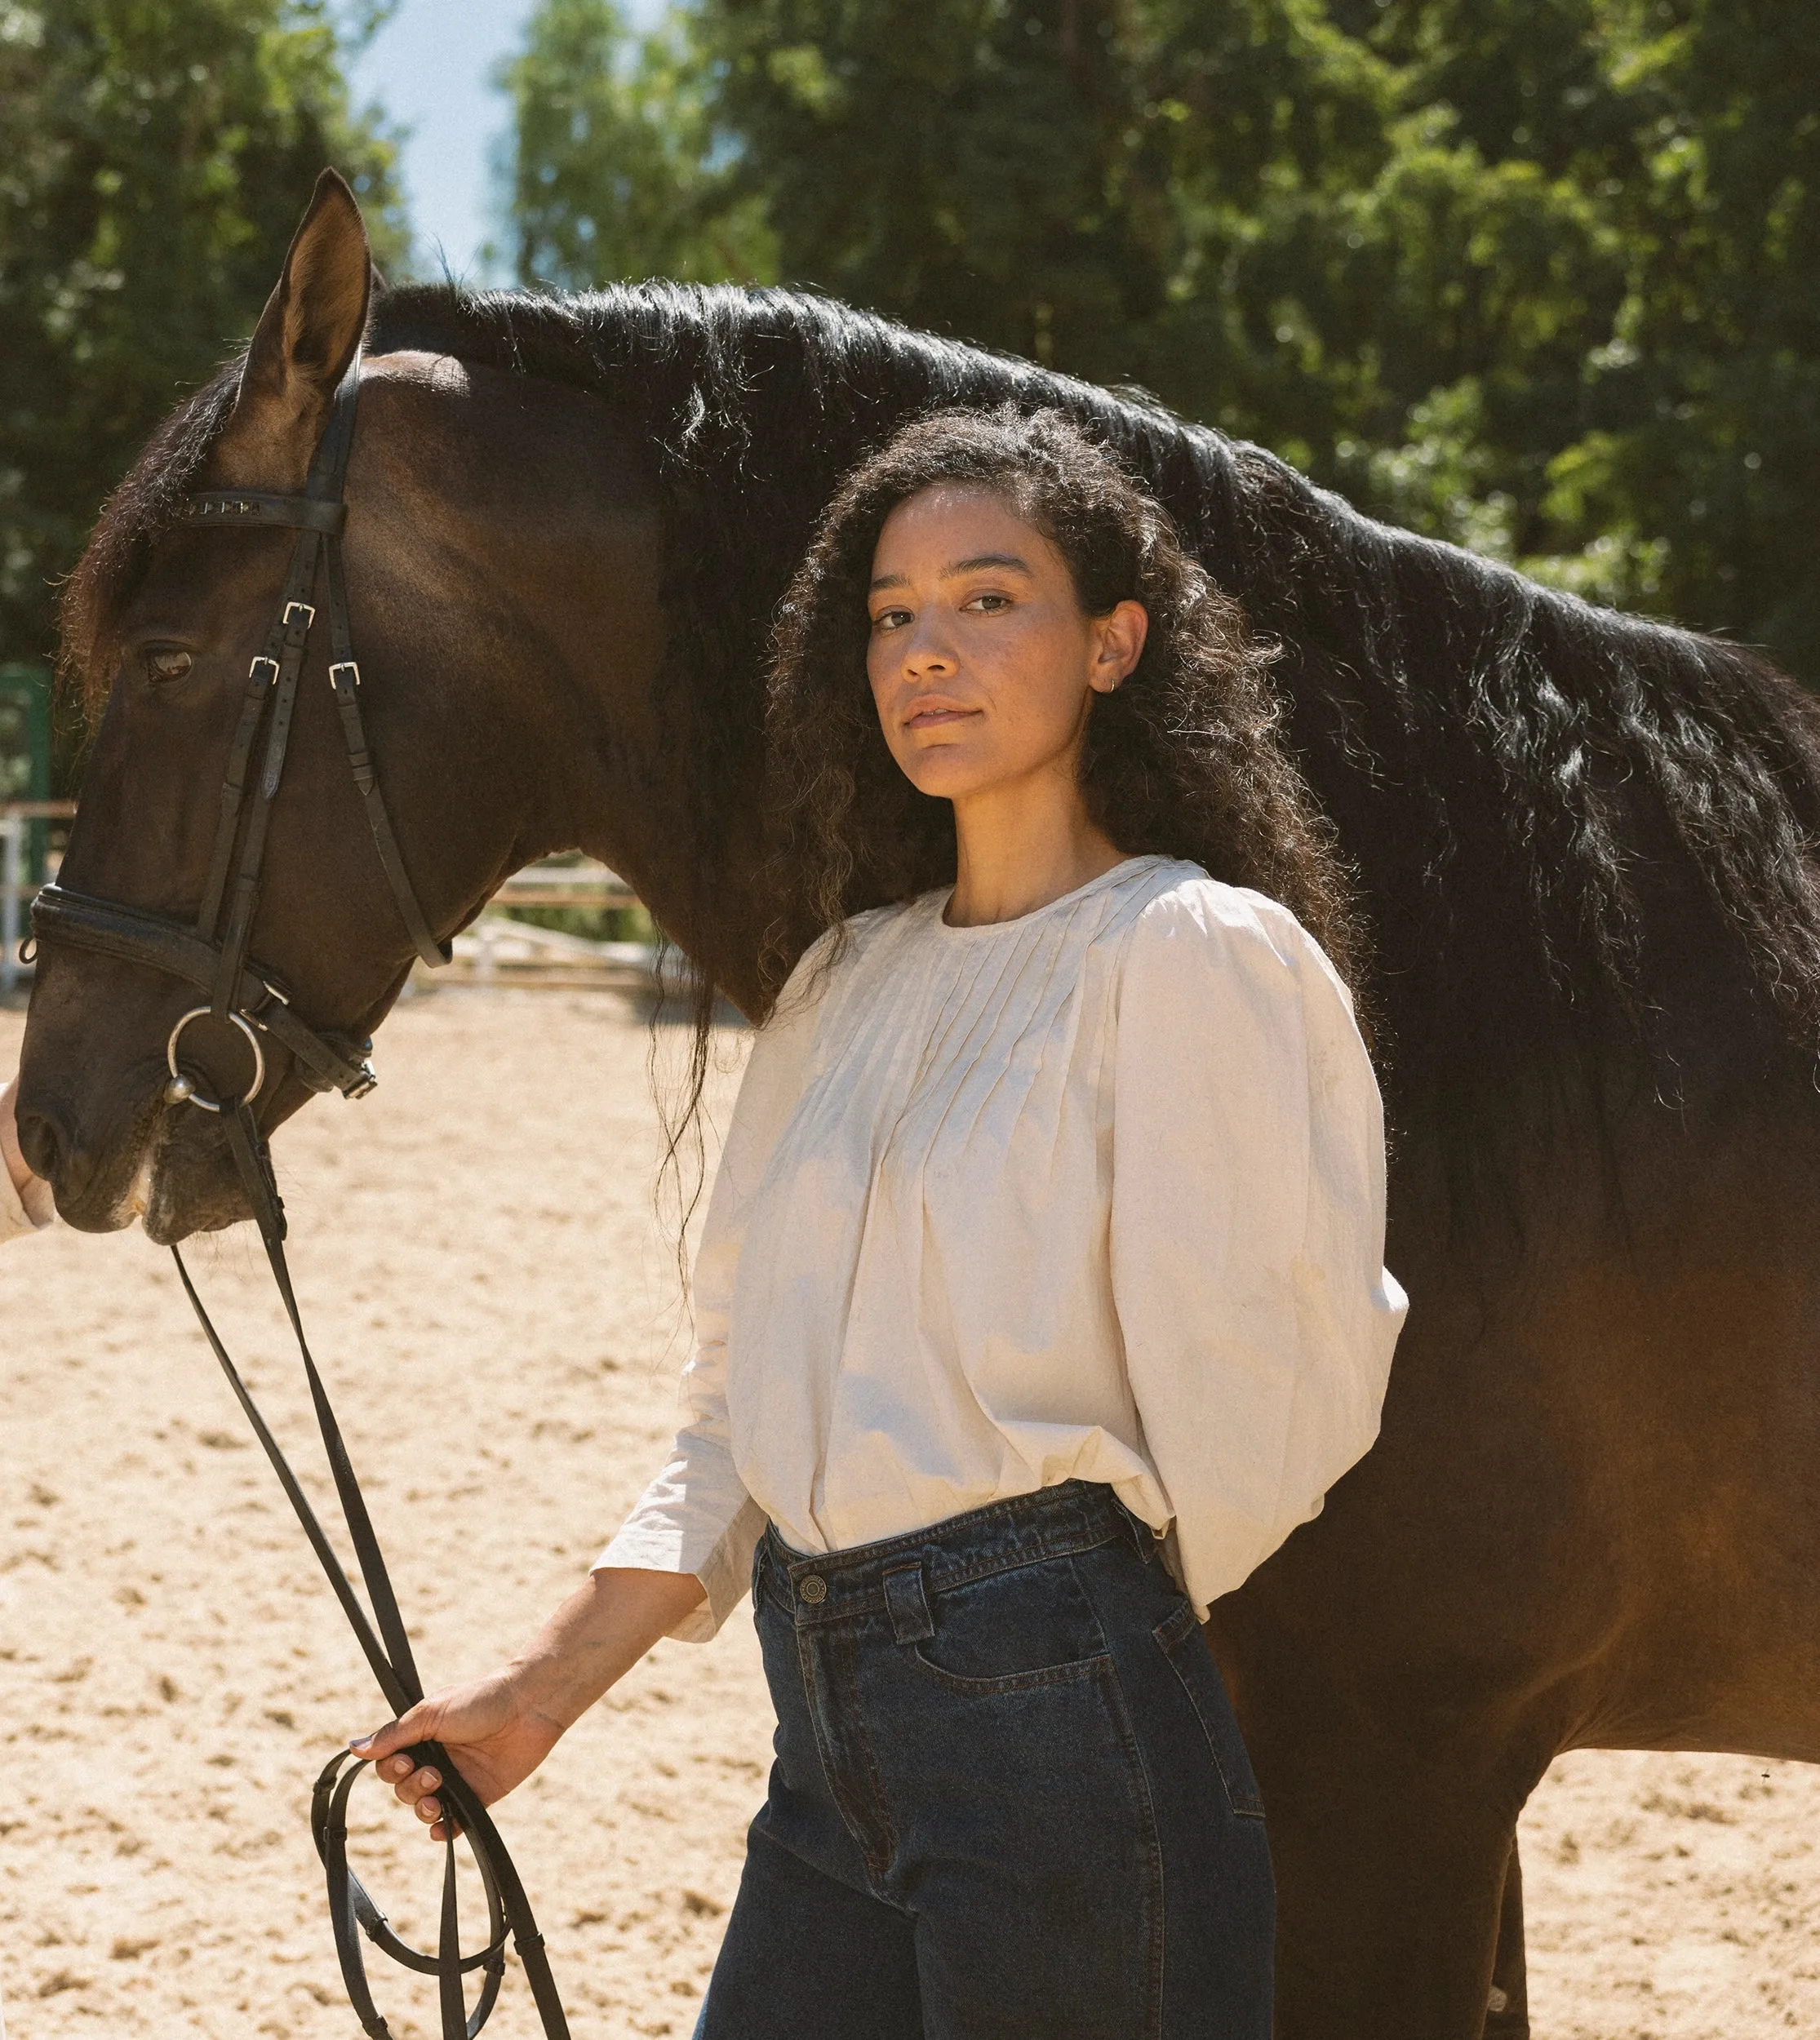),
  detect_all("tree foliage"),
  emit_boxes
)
[499,0,772,285]
[504,0,1820,681]
[0,0,406,674]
